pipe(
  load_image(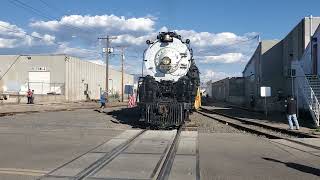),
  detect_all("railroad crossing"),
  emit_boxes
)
[0,103,319,180]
